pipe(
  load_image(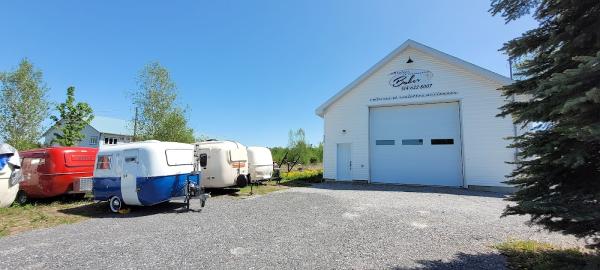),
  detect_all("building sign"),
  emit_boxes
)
[369,91,458,103]
[369,68,455,103]
[388,69,433,90]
